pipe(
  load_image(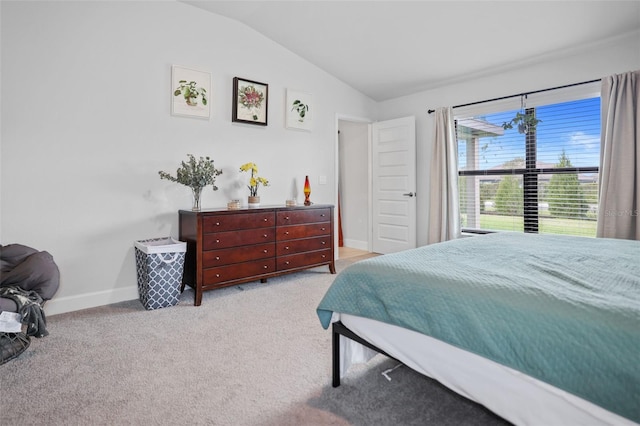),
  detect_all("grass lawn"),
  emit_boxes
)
[473,214,597,237]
